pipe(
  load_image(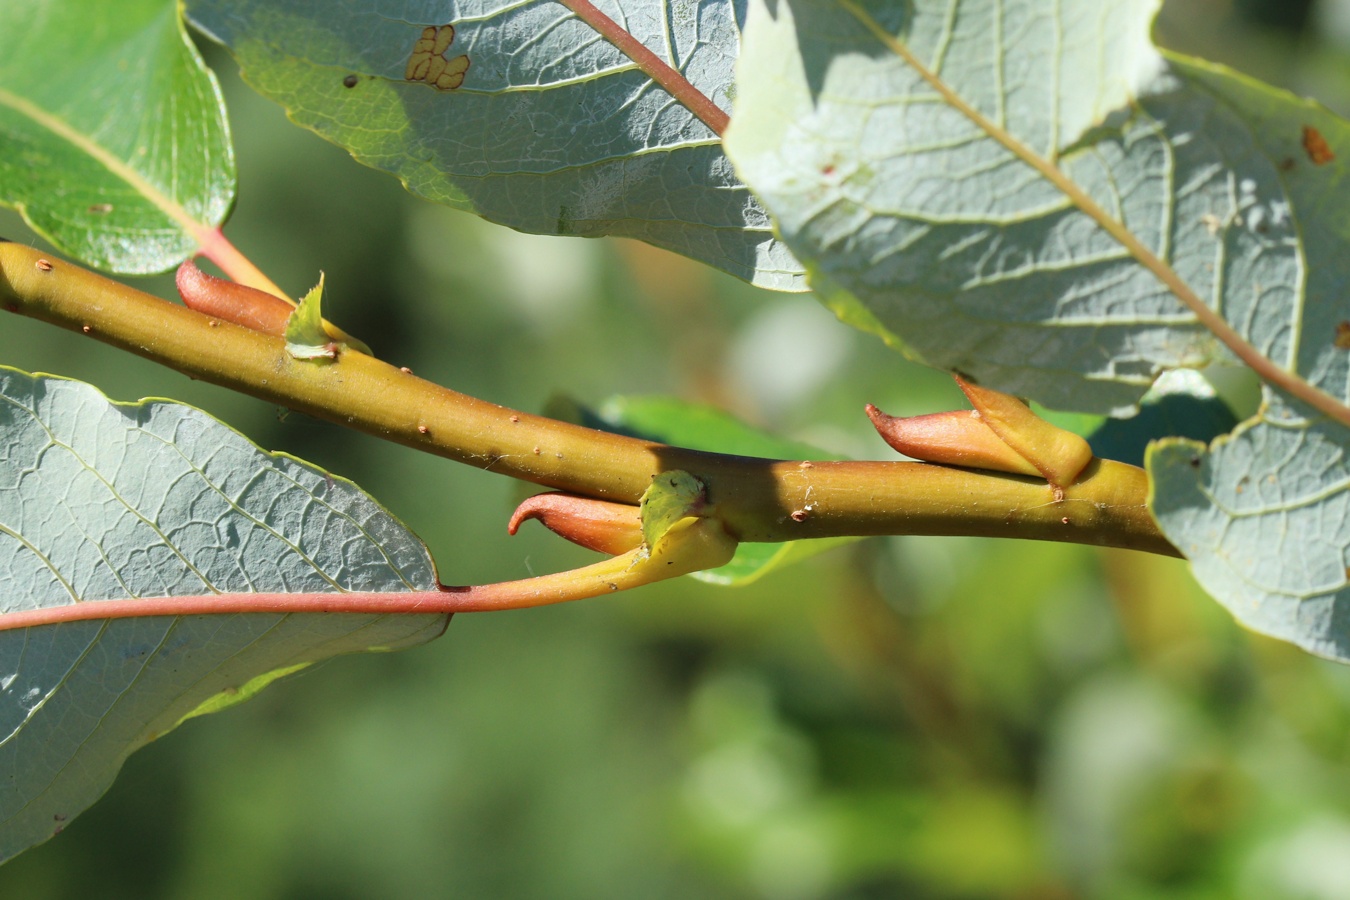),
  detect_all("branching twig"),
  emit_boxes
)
[0,241,1179,557]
